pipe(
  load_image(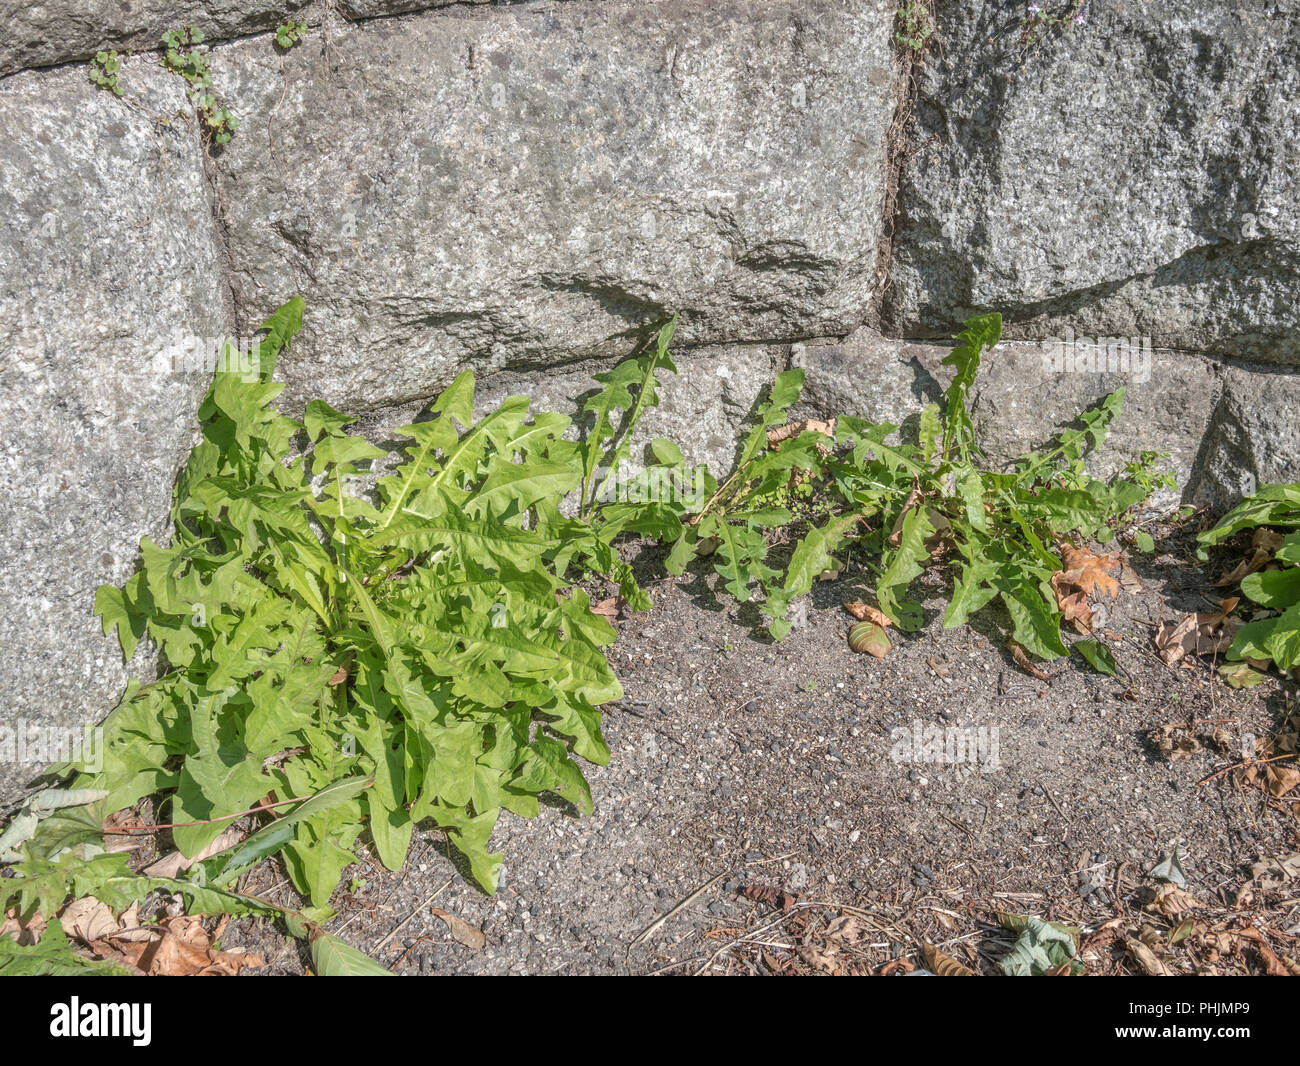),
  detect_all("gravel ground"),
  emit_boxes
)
[220,519,1300,976]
